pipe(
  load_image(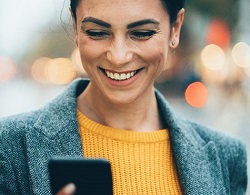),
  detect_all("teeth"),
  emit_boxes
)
[114,73,119,80]
[120,73,126,80]
[105,70,137,81]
